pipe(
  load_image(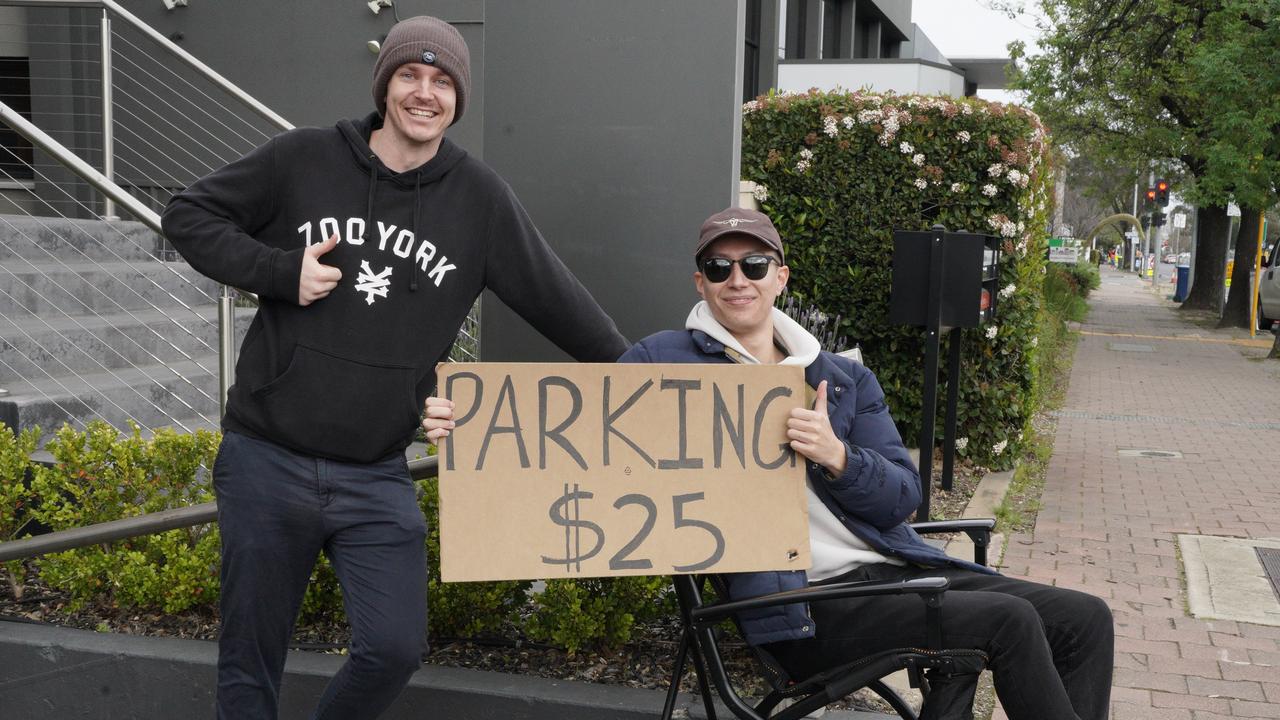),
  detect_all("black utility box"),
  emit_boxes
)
[889,229,1001,329]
